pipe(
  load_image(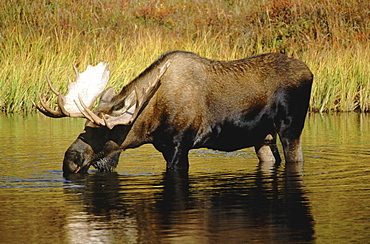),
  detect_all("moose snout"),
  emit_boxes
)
[63,159,81,173]
[62,138,94,174]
